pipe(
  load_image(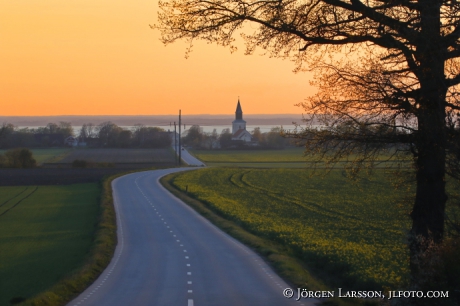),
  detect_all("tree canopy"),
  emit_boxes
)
[155,0,460,287]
